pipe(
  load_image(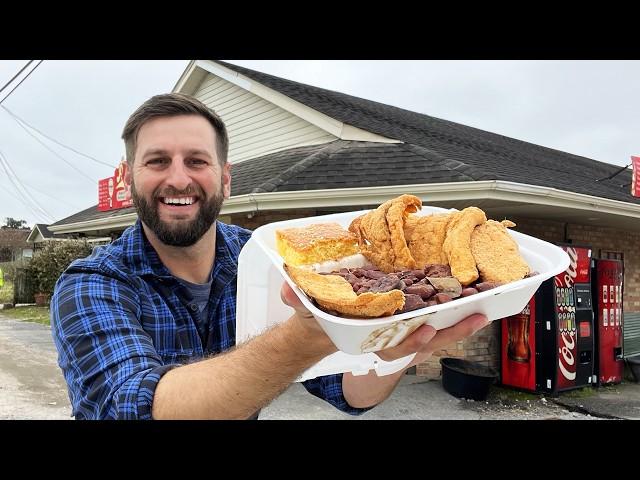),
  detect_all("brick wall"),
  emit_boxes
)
[566,223,640,312]
[229,209,320,230]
